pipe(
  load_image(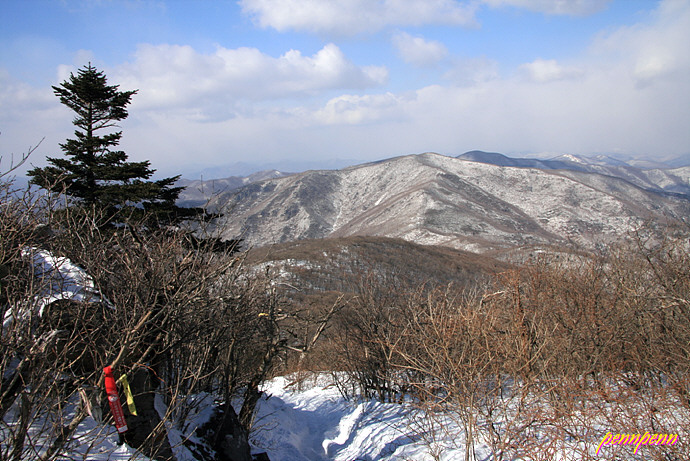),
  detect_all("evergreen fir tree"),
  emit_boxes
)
[28,63,191,226]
